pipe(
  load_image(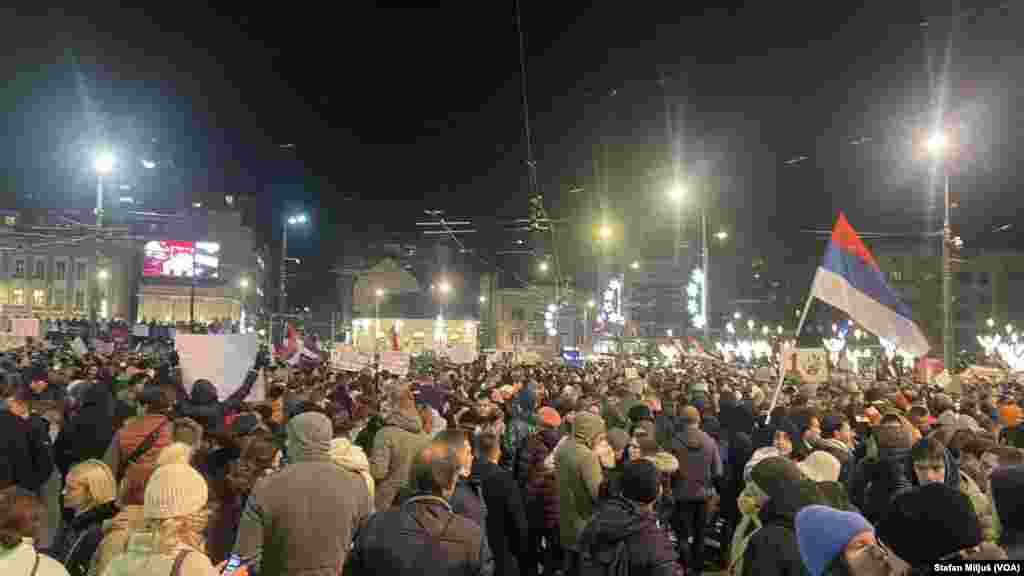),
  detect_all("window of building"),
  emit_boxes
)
[32,289,45,307]
[74,290,85,309]
[34,260,44,279]
[76,262,87,282]
[13,259,25,278]
[3,216,16,226]
[890,271,903,282]
[12,289,24,306]
[54,261,66,281]
[224,195,235,207]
